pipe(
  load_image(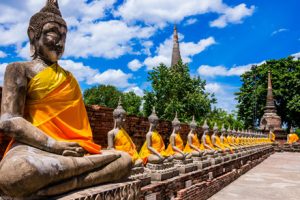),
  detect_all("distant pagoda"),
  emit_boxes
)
[171,25,182,68]
[259,70,282,131]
